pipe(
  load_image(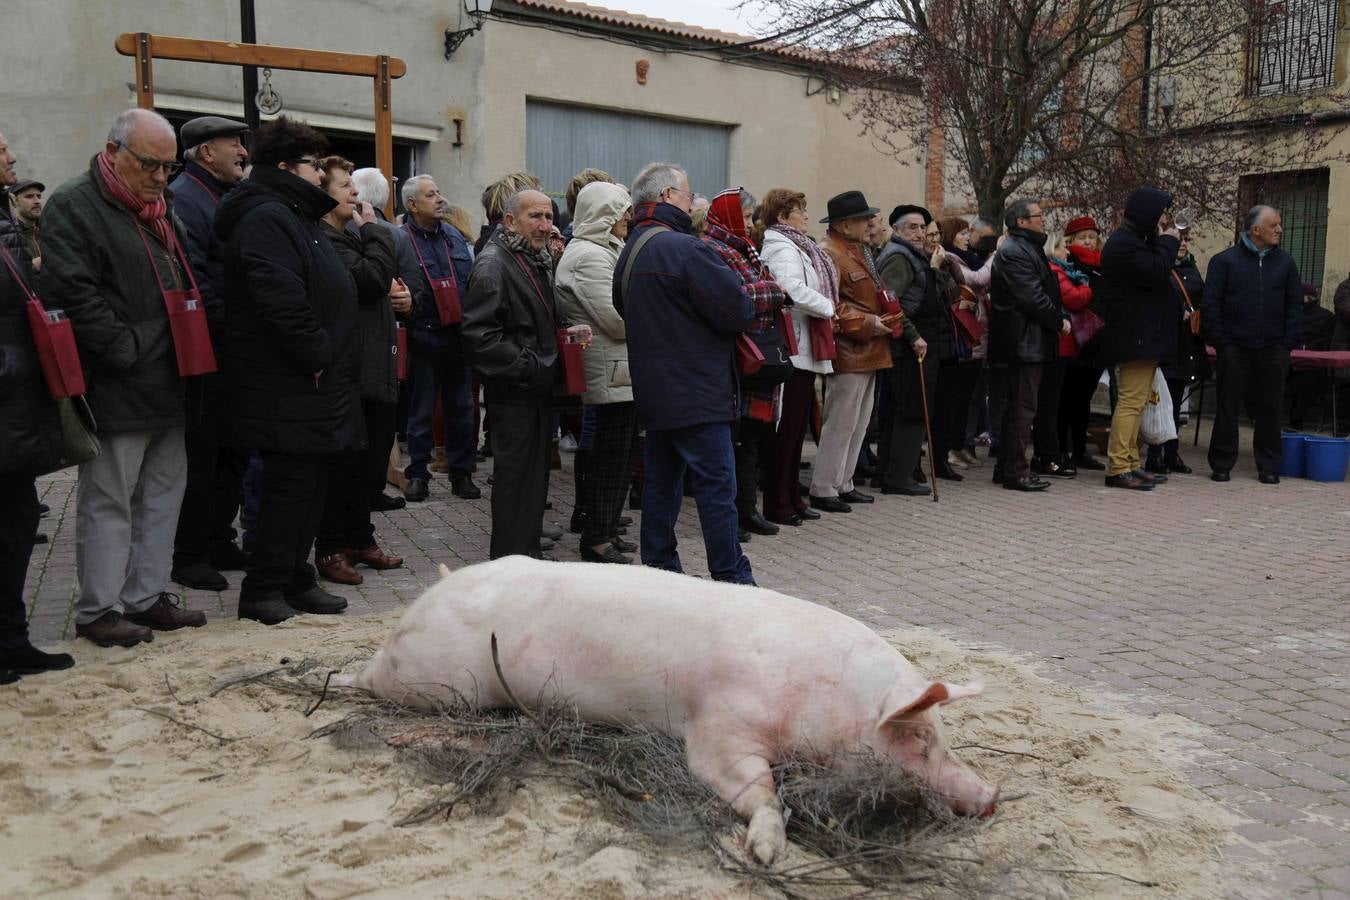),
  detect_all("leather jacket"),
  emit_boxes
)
[823,231,892,374]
